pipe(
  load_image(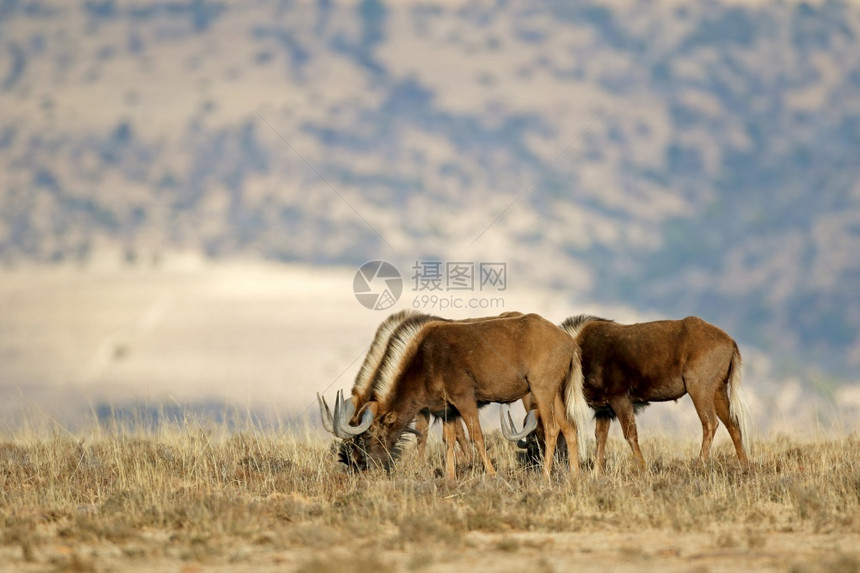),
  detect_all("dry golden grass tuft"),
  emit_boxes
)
[1,423,859,571]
